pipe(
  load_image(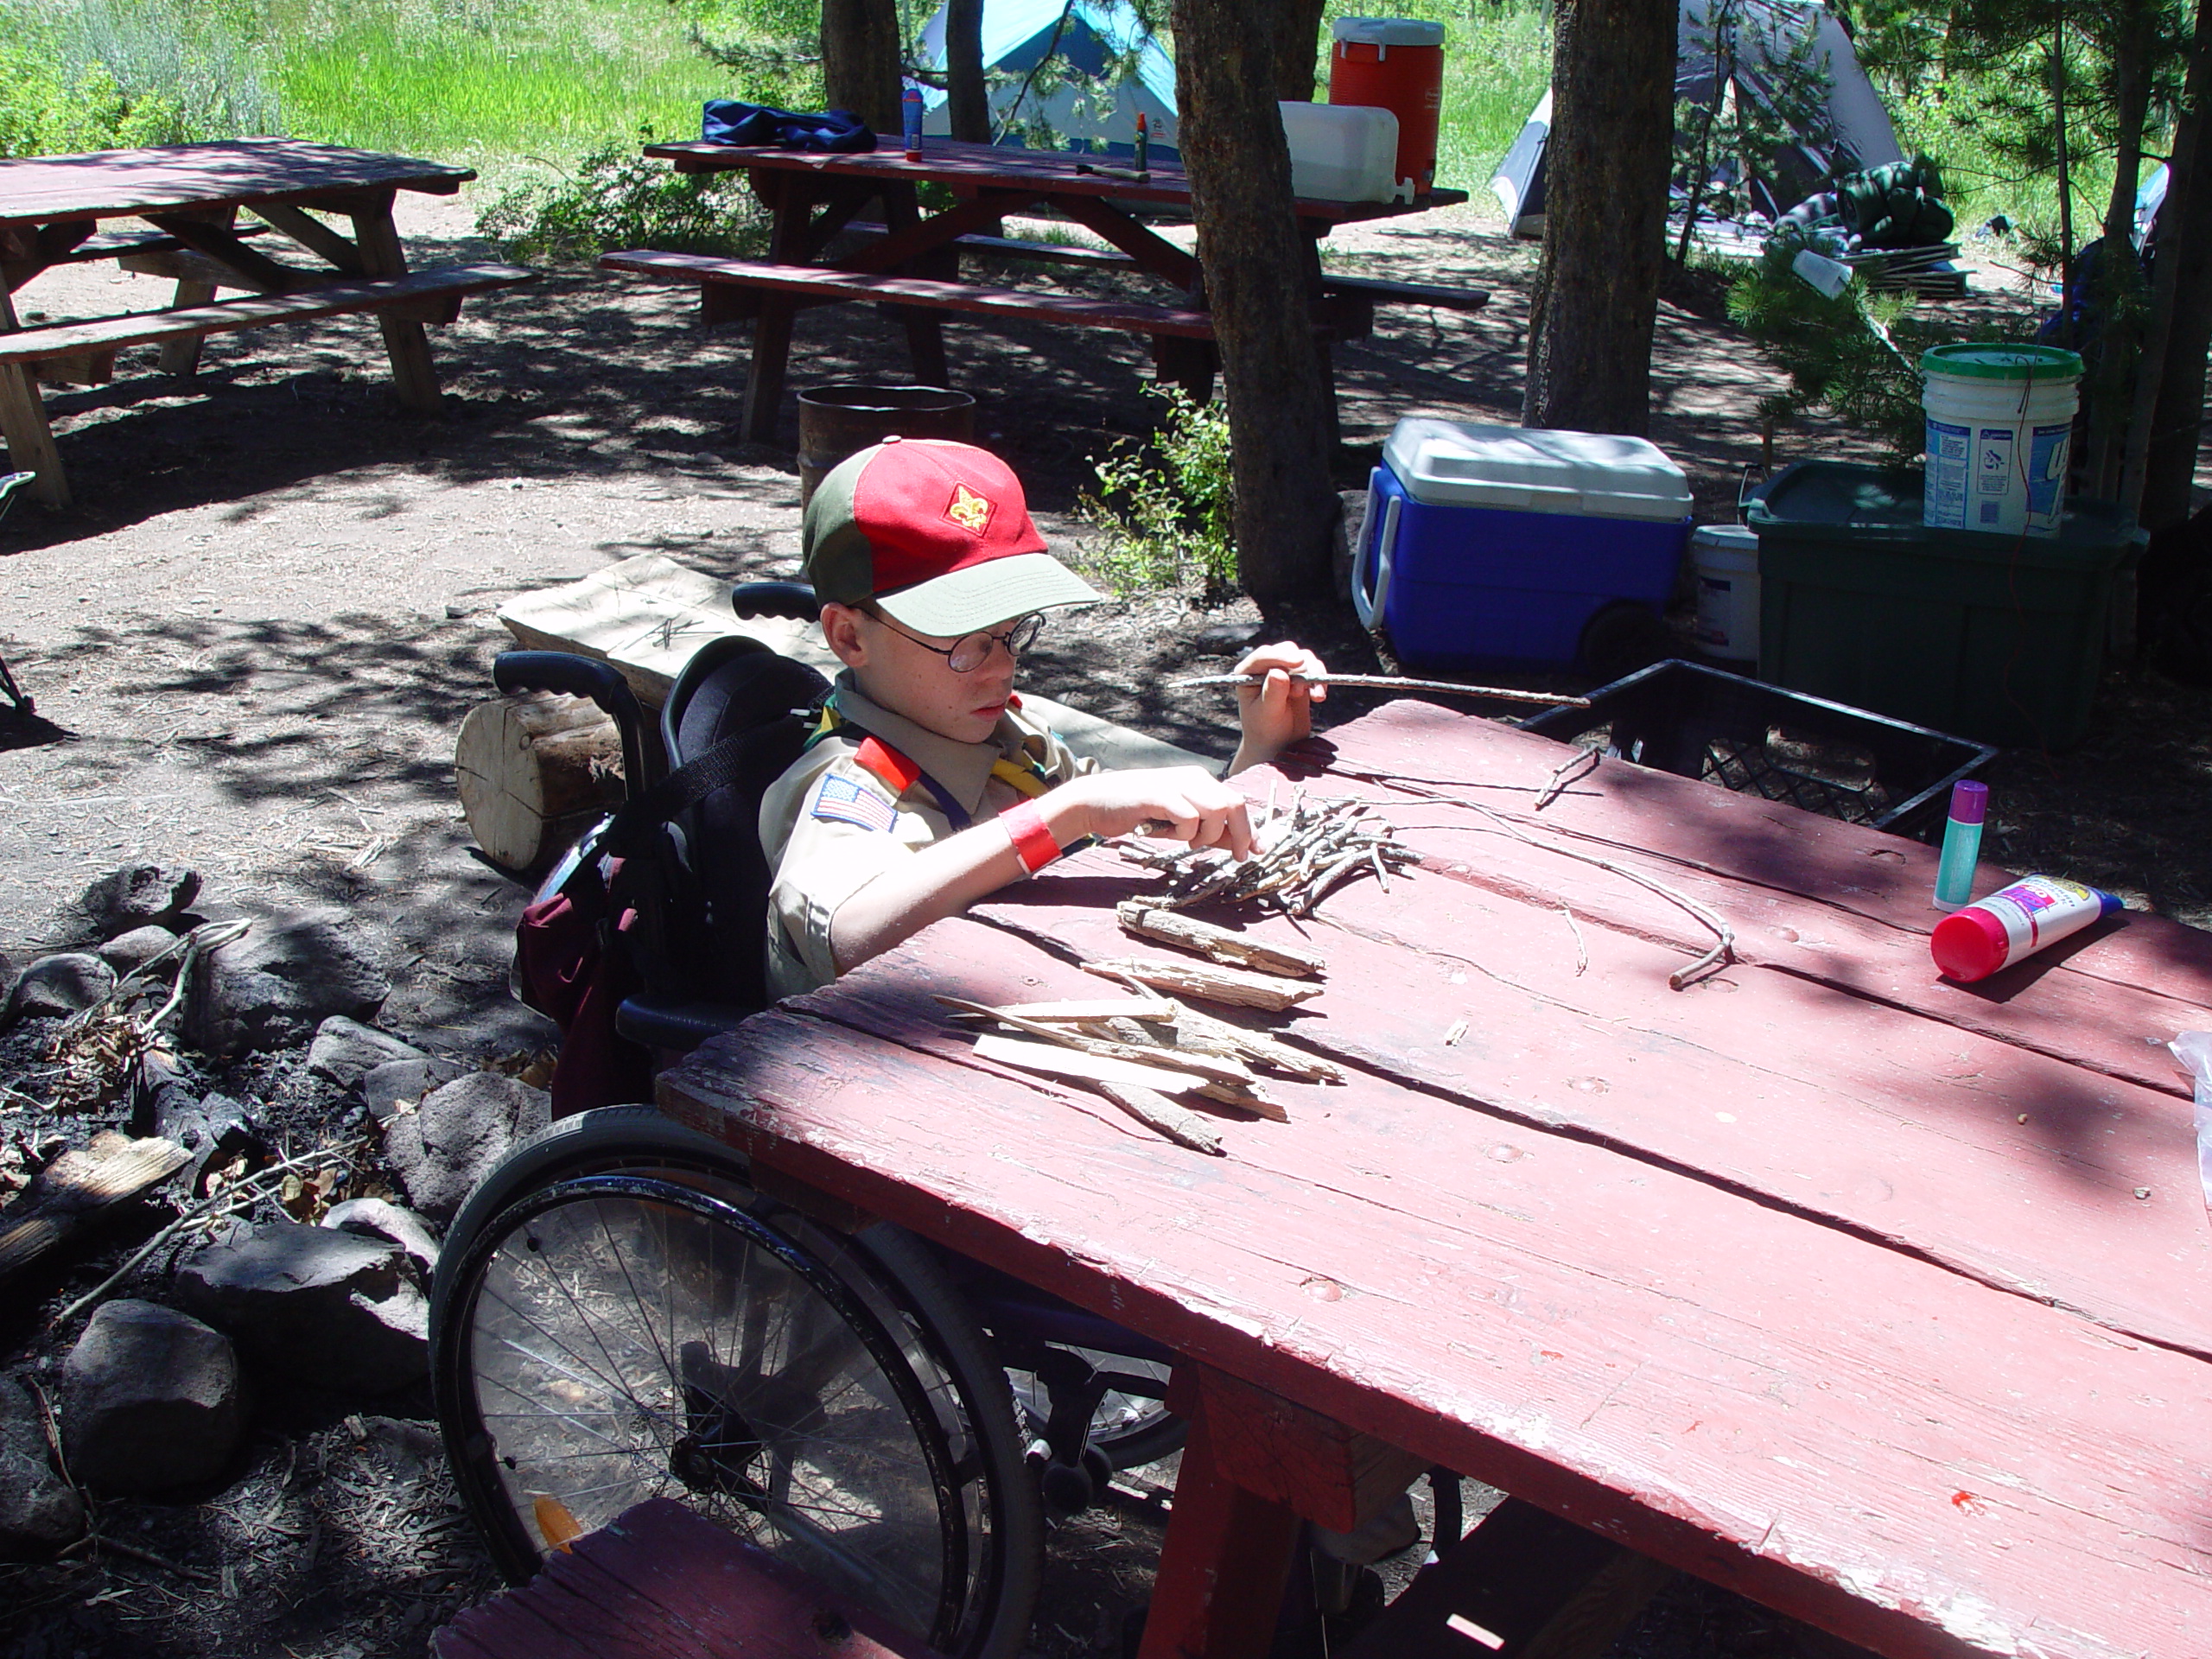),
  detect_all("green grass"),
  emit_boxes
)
[264,0,735,175]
